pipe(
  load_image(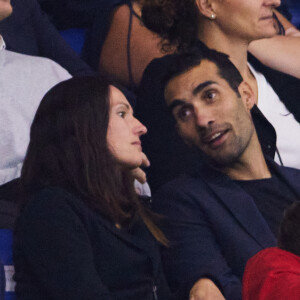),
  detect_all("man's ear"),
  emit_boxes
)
[195,0,216,19]
[238,81,256,111]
